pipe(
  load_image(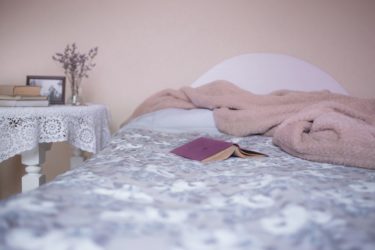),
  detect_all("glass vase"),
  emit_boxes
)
[69,77,82,106]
